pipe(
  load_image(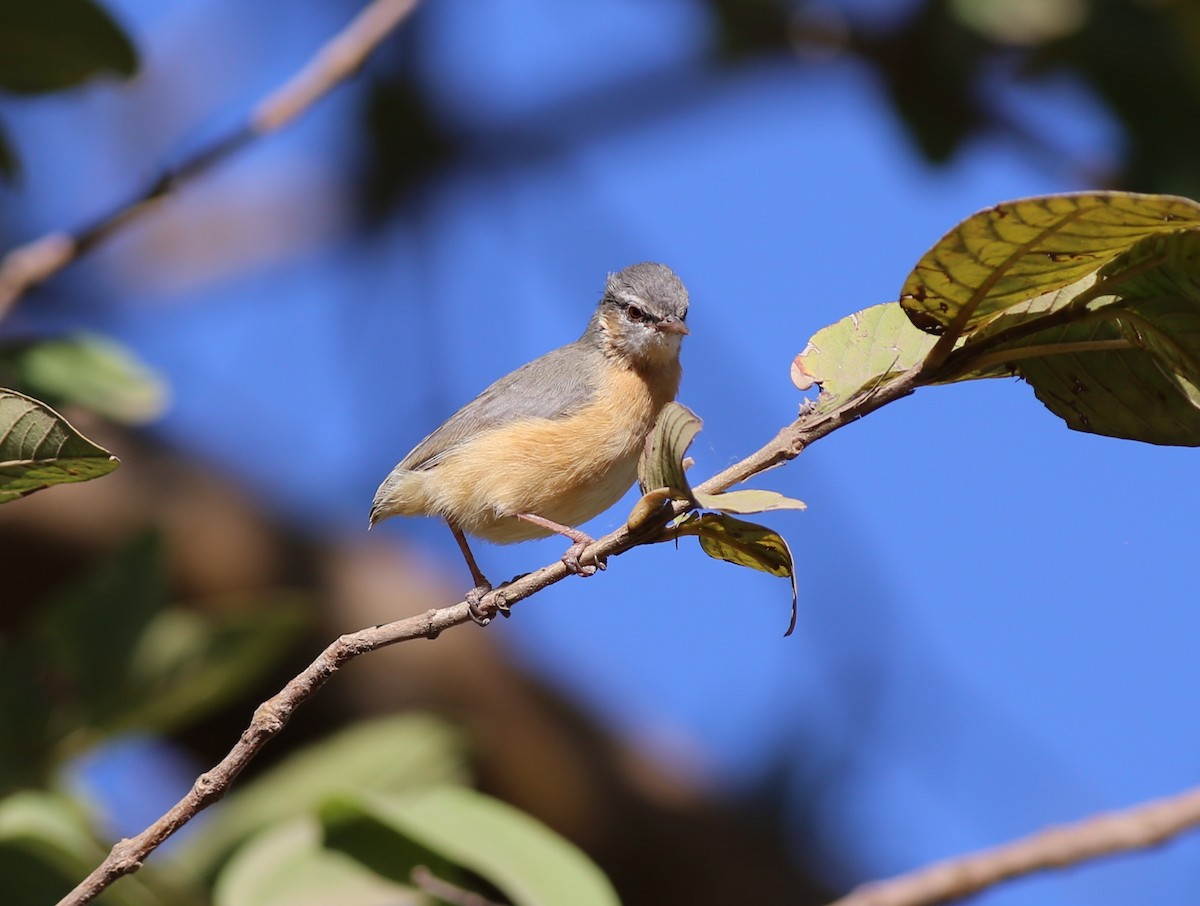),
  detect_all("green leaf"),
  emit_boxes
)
[0,791,171,906]
[323,787,621,906]
[214,818,414,906]
[983,230,1200,445]
[636,401,701,500]
[1,334,168,424]
[114,596,312,735]
[174,715,470,881]
[676,513,798,636]
[0,389,119,503]
[900,192,1200,336]
[791,302,938,406]
[636,403,805,513]
[0,0,138,94]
